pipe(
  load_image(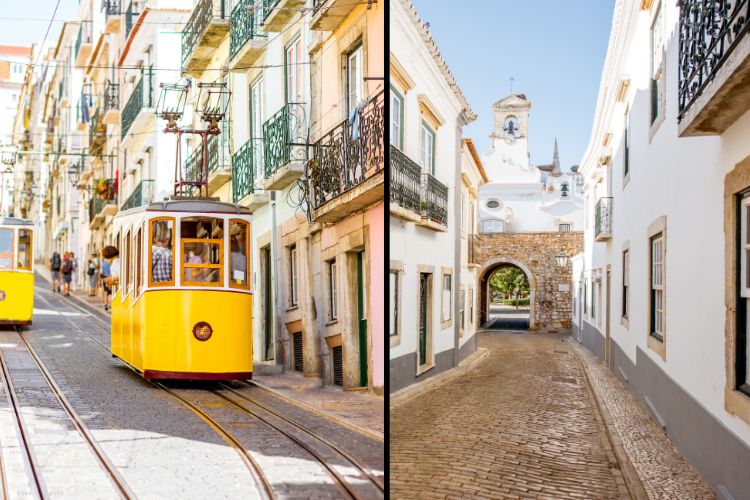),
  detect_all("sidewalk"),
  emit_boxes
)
[36,264,109,313]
